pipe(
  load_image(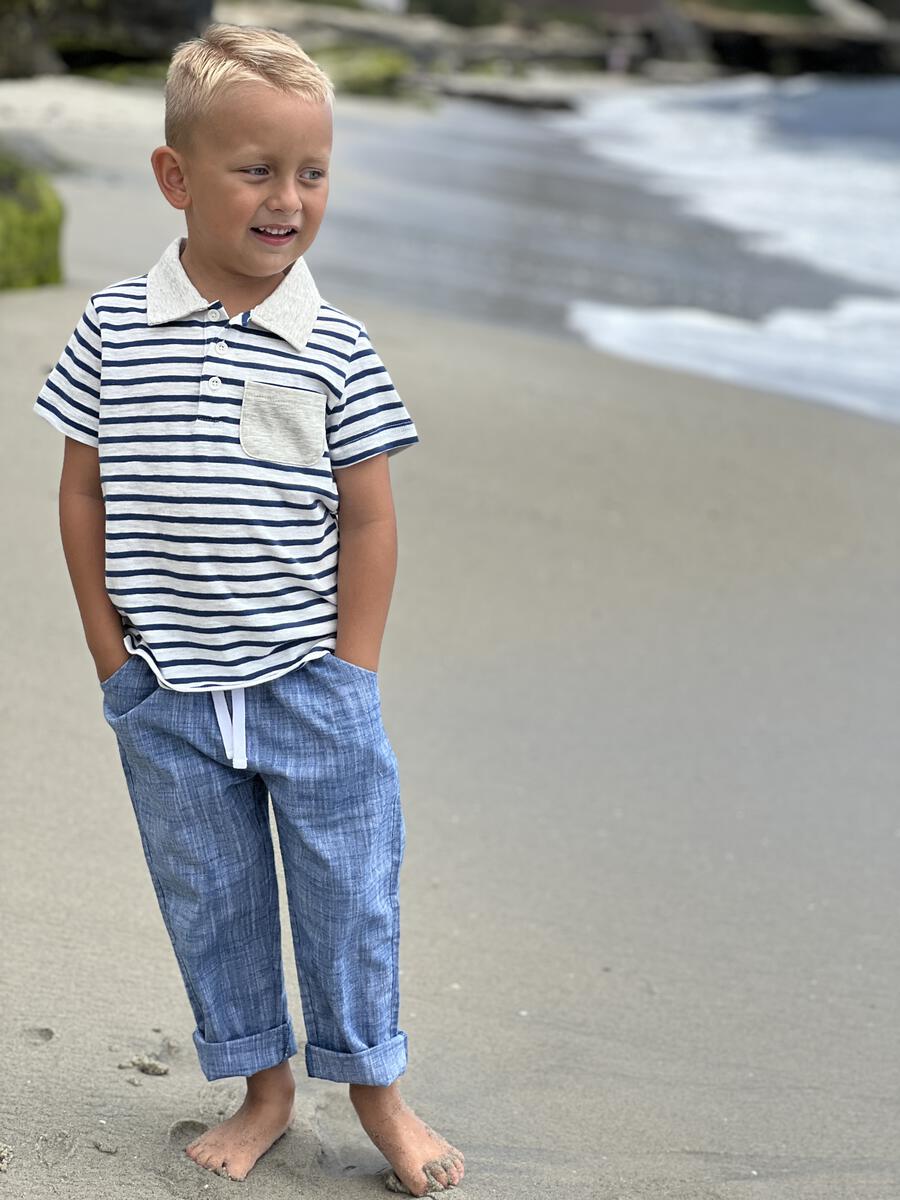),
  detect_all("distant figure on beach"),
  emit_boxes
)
[32,22,464,1196]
